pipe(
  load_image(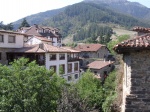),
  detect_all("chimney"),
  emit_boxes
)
[39,43,44,49]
